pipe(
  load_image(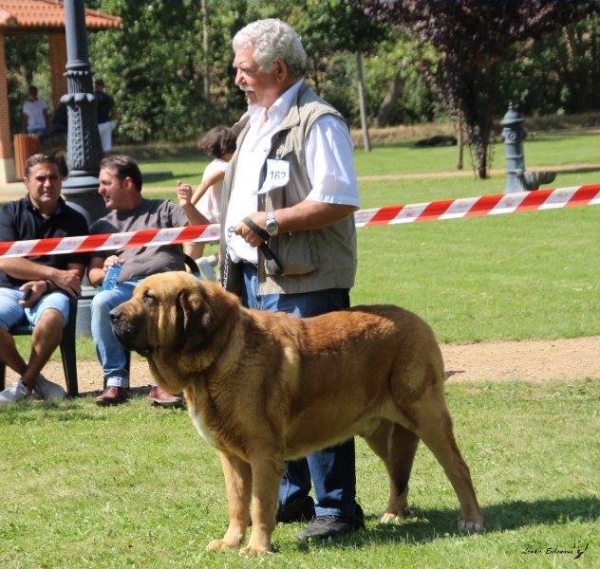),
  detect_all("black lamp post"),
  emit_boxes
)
[61,0,107,224]
[61,0,108,337]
